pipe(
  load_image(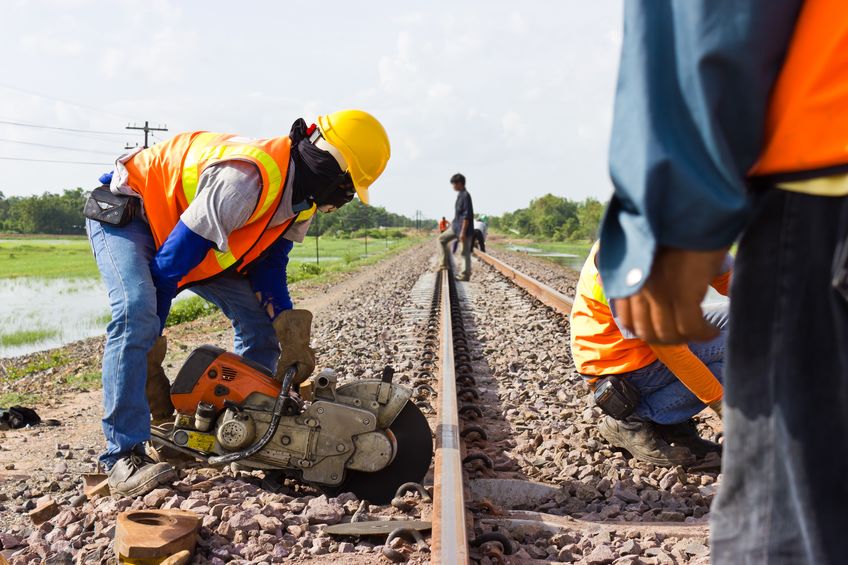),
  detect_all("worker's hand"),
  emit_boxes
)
[613,246,730,344]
